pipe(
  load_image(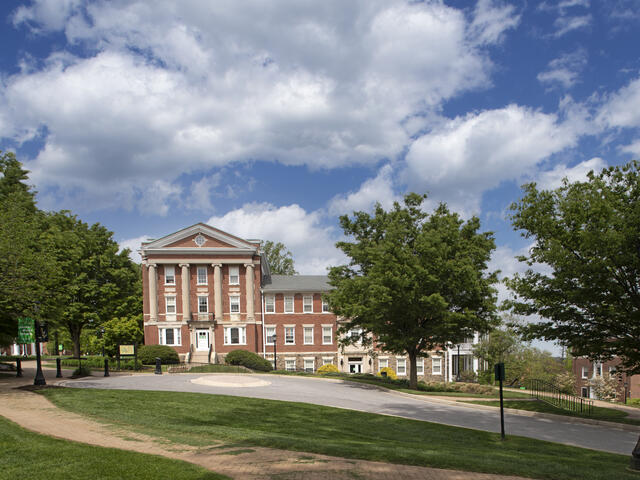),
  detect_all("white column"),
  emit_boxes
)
[180,263,190,321]
[245,263,255,320]
[213,263,222,320]
[148,264,158,321]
